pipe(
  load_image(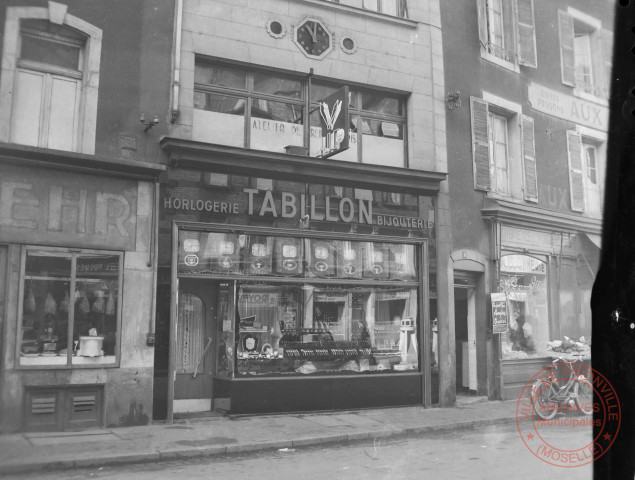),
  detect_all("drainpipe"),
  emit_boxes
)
[170,0,183,123]
[147,180,159,345]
